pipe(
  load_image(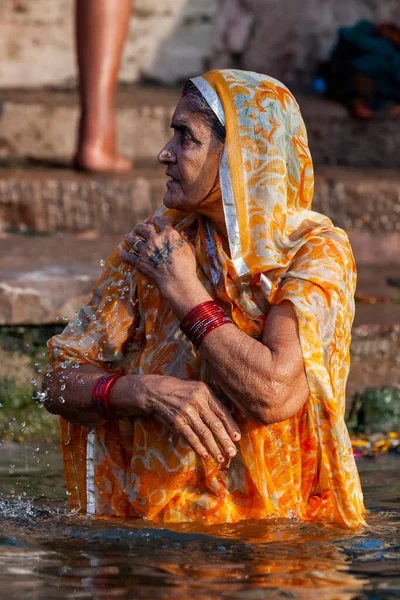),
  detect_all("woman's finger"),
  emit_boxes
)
[200,411,237,461]
[174,421,211,461]
[186,412,229,464]
[207,393,241,443]
[125,232,145,247]
[135,223,156,240]
[120,249,140,268]
[153,216,173,232]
